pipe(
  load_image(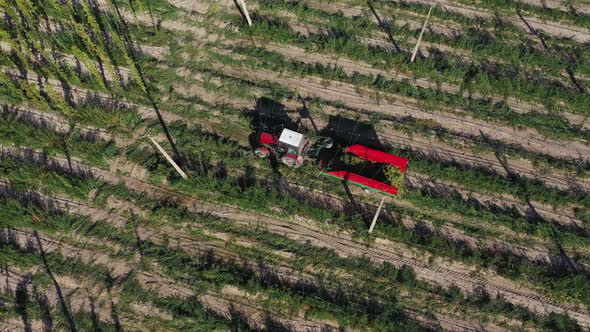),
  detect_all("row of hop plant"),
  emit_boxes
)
[249,0,589,114]
[1,1,79,115]
[0,0,156,117]
[4,0,590,320]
